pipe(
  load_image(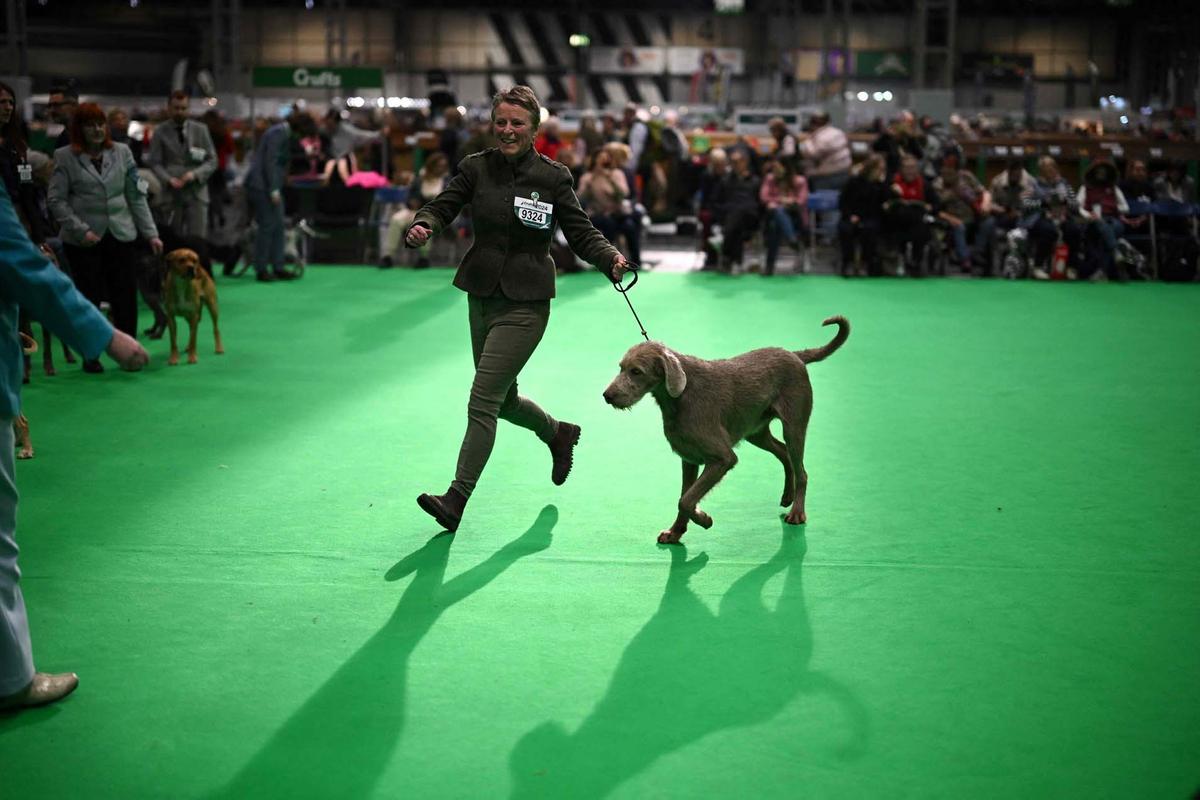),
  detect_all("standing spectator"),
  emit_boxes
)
[837,154,889,277]
[0,81,53,244]
[799,111,852,192]
[47,83,78,152]
[47,103,163,371]
[1077,160,1128,280]
[933,155,994,273]
[202,110,235,228]
[438,106,467,172]
[461,116,498,158]
[0,187,149,715]
[767,116,801,174]
[323,109,385,173]
[244,110,313,281]
[758,158,808,276]
[711,149,761,273]
[659,110,692,217]
[147,91,217,240]
[622,103,650,201]
[106,108,144,167]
